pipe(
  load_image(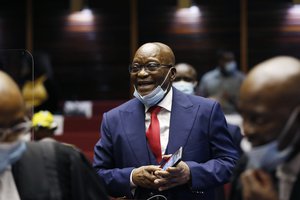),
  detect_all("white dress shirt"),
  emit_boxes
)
[0,166,21,200]
[145,87,173,155]
[130,87,173,189]
[276,153,300,200]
